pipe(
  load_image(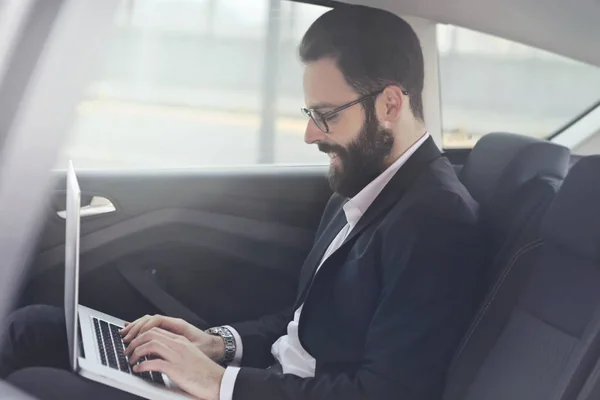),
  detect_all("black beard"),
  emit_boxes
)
[318,111,394,198]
